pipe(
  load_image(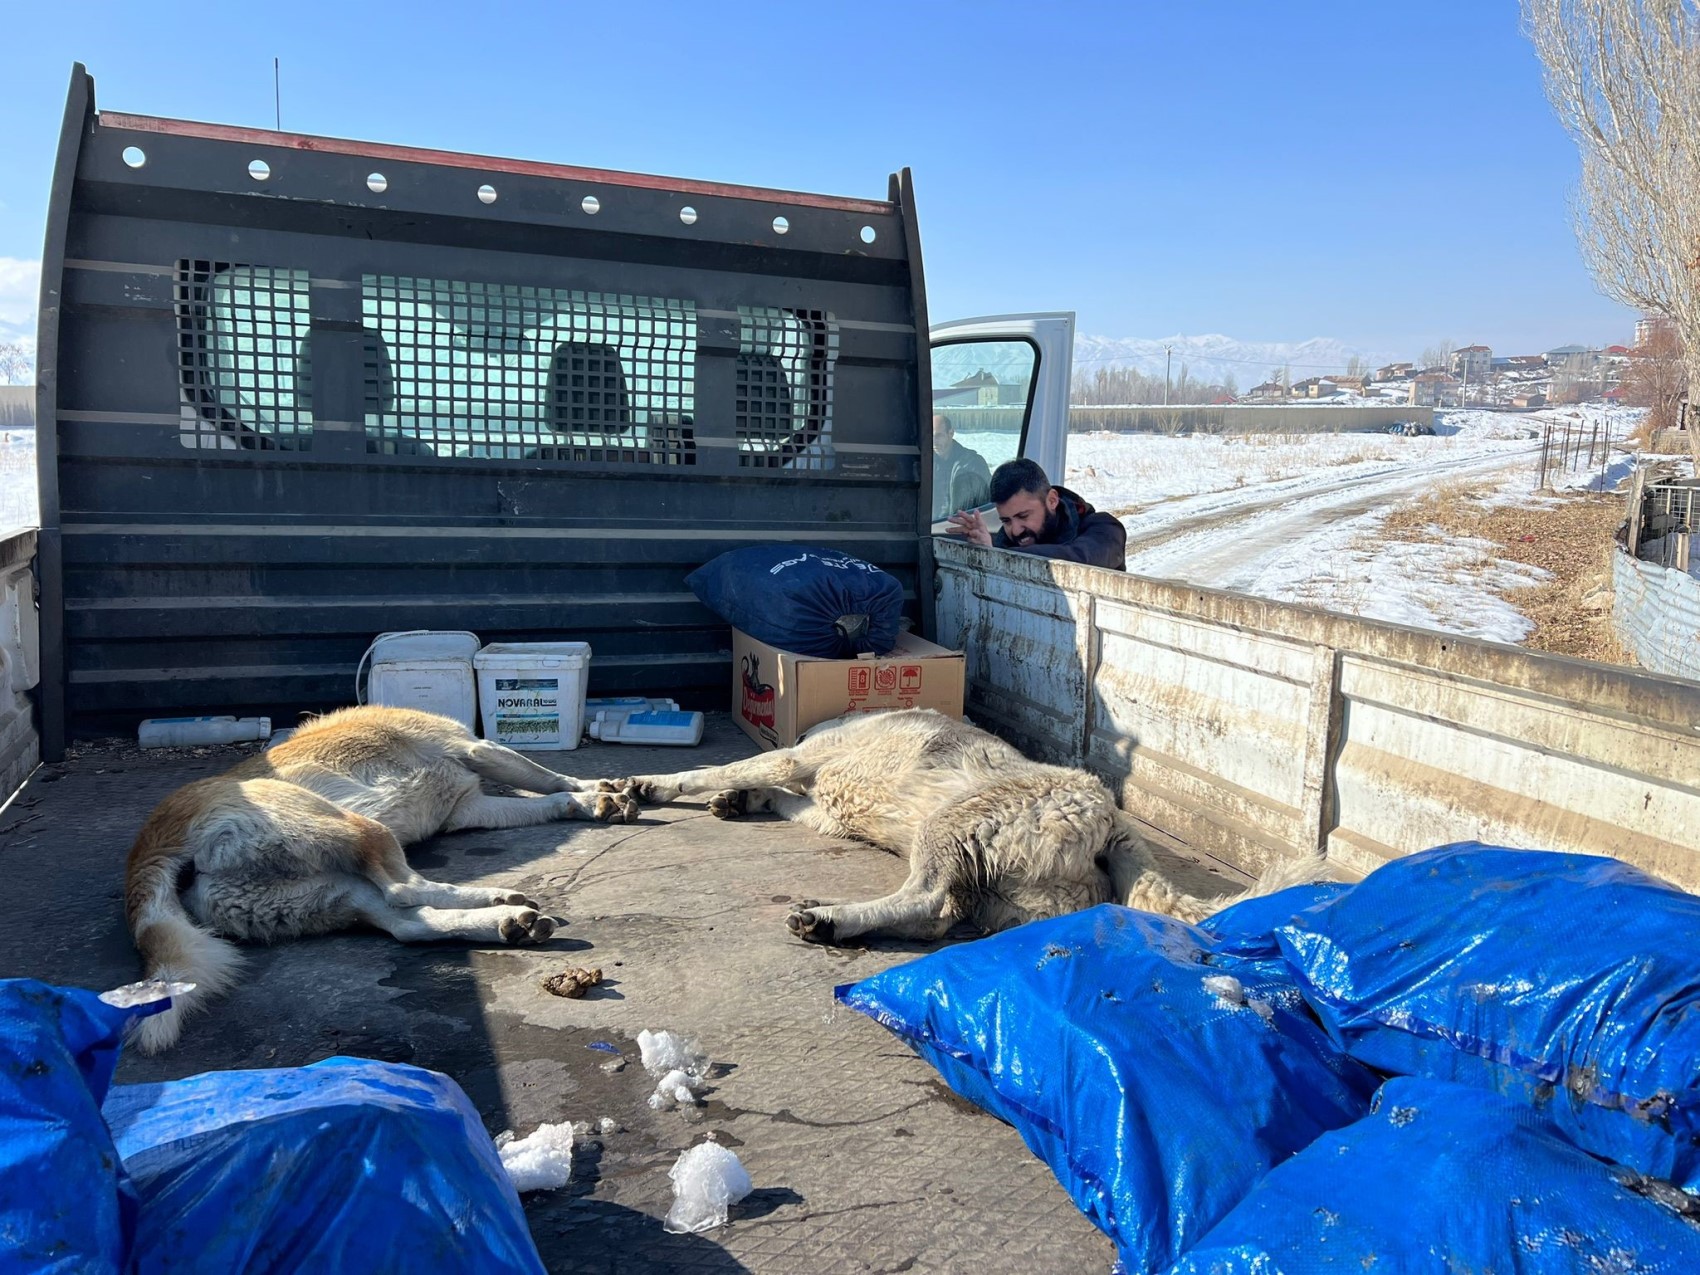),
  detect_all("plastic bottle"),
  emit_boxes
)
[587,709,704,746]
[138,715,272,748]
[584,697,681,714]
